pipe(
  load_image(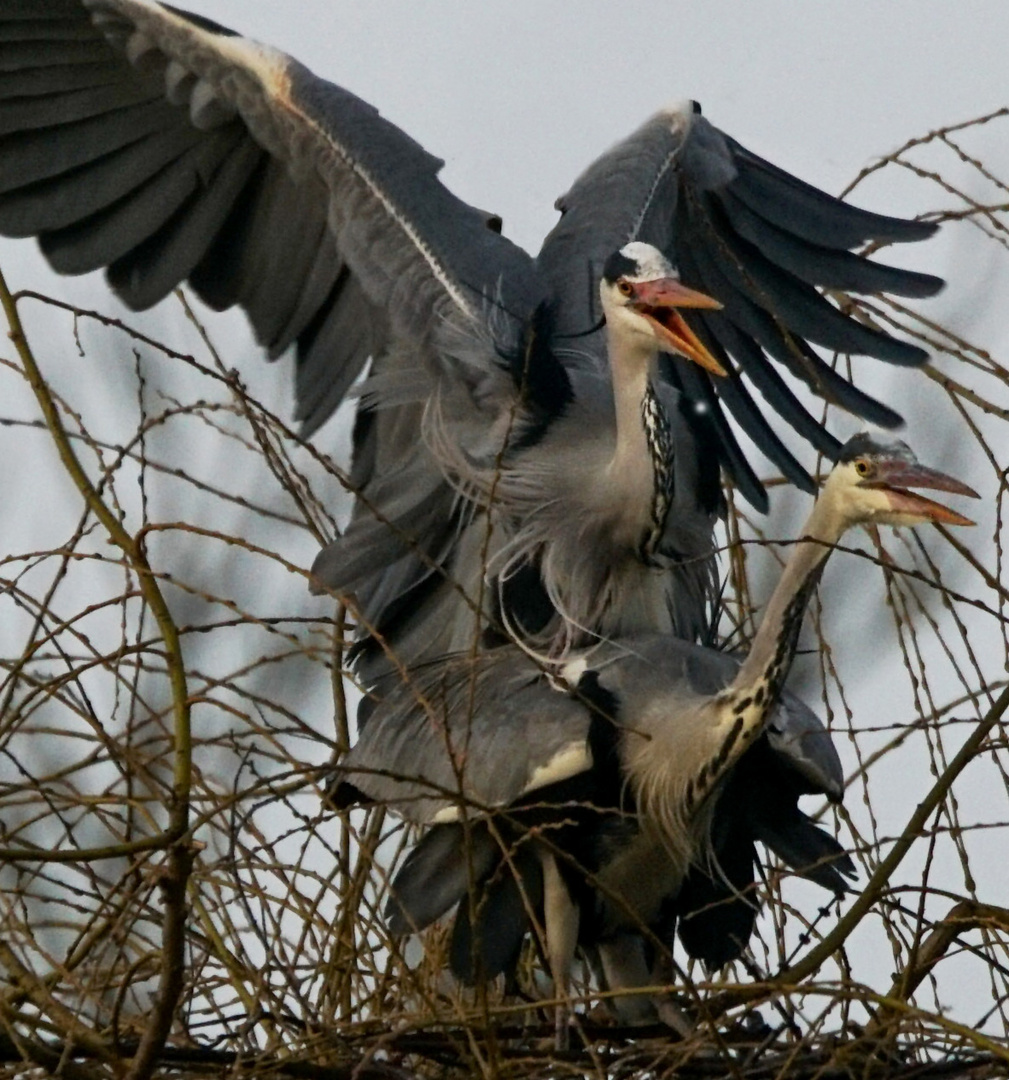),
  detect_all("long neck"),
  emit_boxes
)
[638,486,853,863]
[606,324,654,476]
[732,488,849,699]
[606,327,675,554]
